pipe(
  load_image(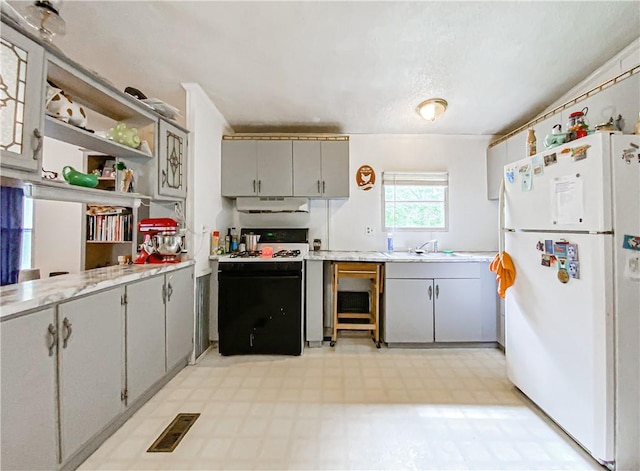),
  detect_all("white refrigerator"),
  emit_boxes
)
[503,132,640,468]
